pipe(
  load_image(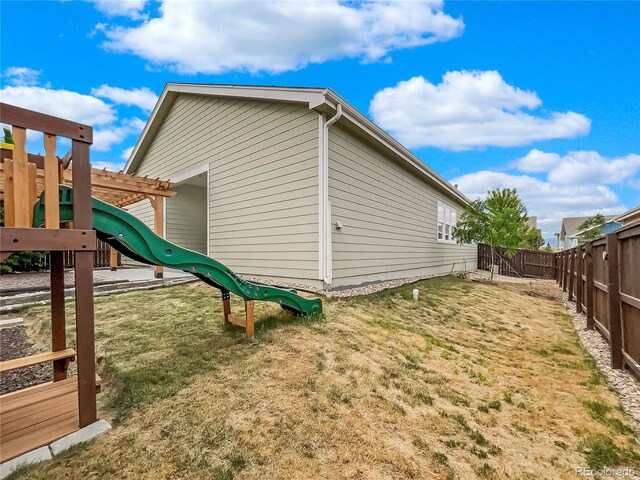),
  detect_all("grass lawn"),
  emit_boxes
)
[6,275,640,479]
